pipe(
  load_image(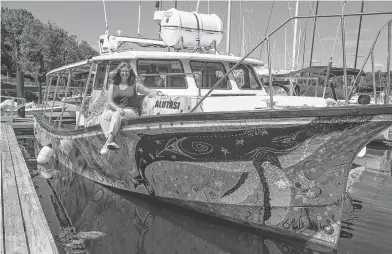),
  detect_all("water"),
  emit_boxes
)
[16,131,392,254]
